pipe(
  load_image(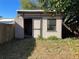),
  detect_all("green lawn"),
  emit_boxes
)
[0,38,79,59]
